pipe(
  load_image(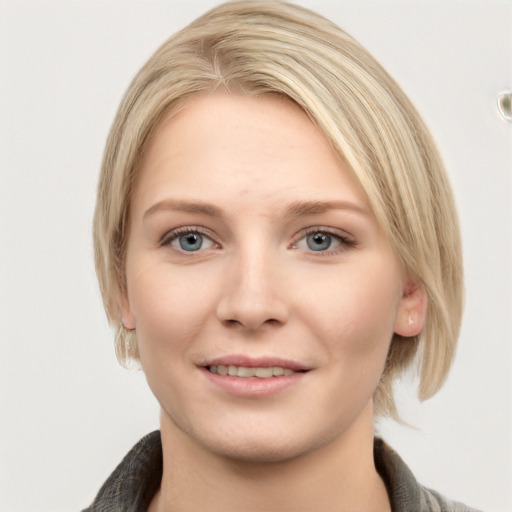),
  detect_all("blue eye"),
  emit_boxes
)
[177,233,204,251]
[306,232,332,251]
[165,229,217,252]
[293,228,353,254]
